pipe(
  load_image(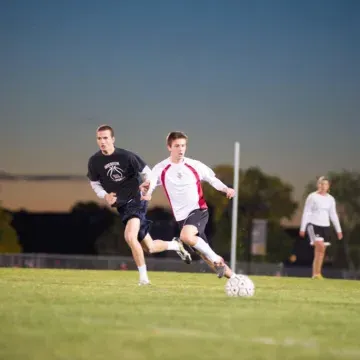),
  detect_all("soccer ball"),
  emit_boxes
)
[225,274,255,297]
